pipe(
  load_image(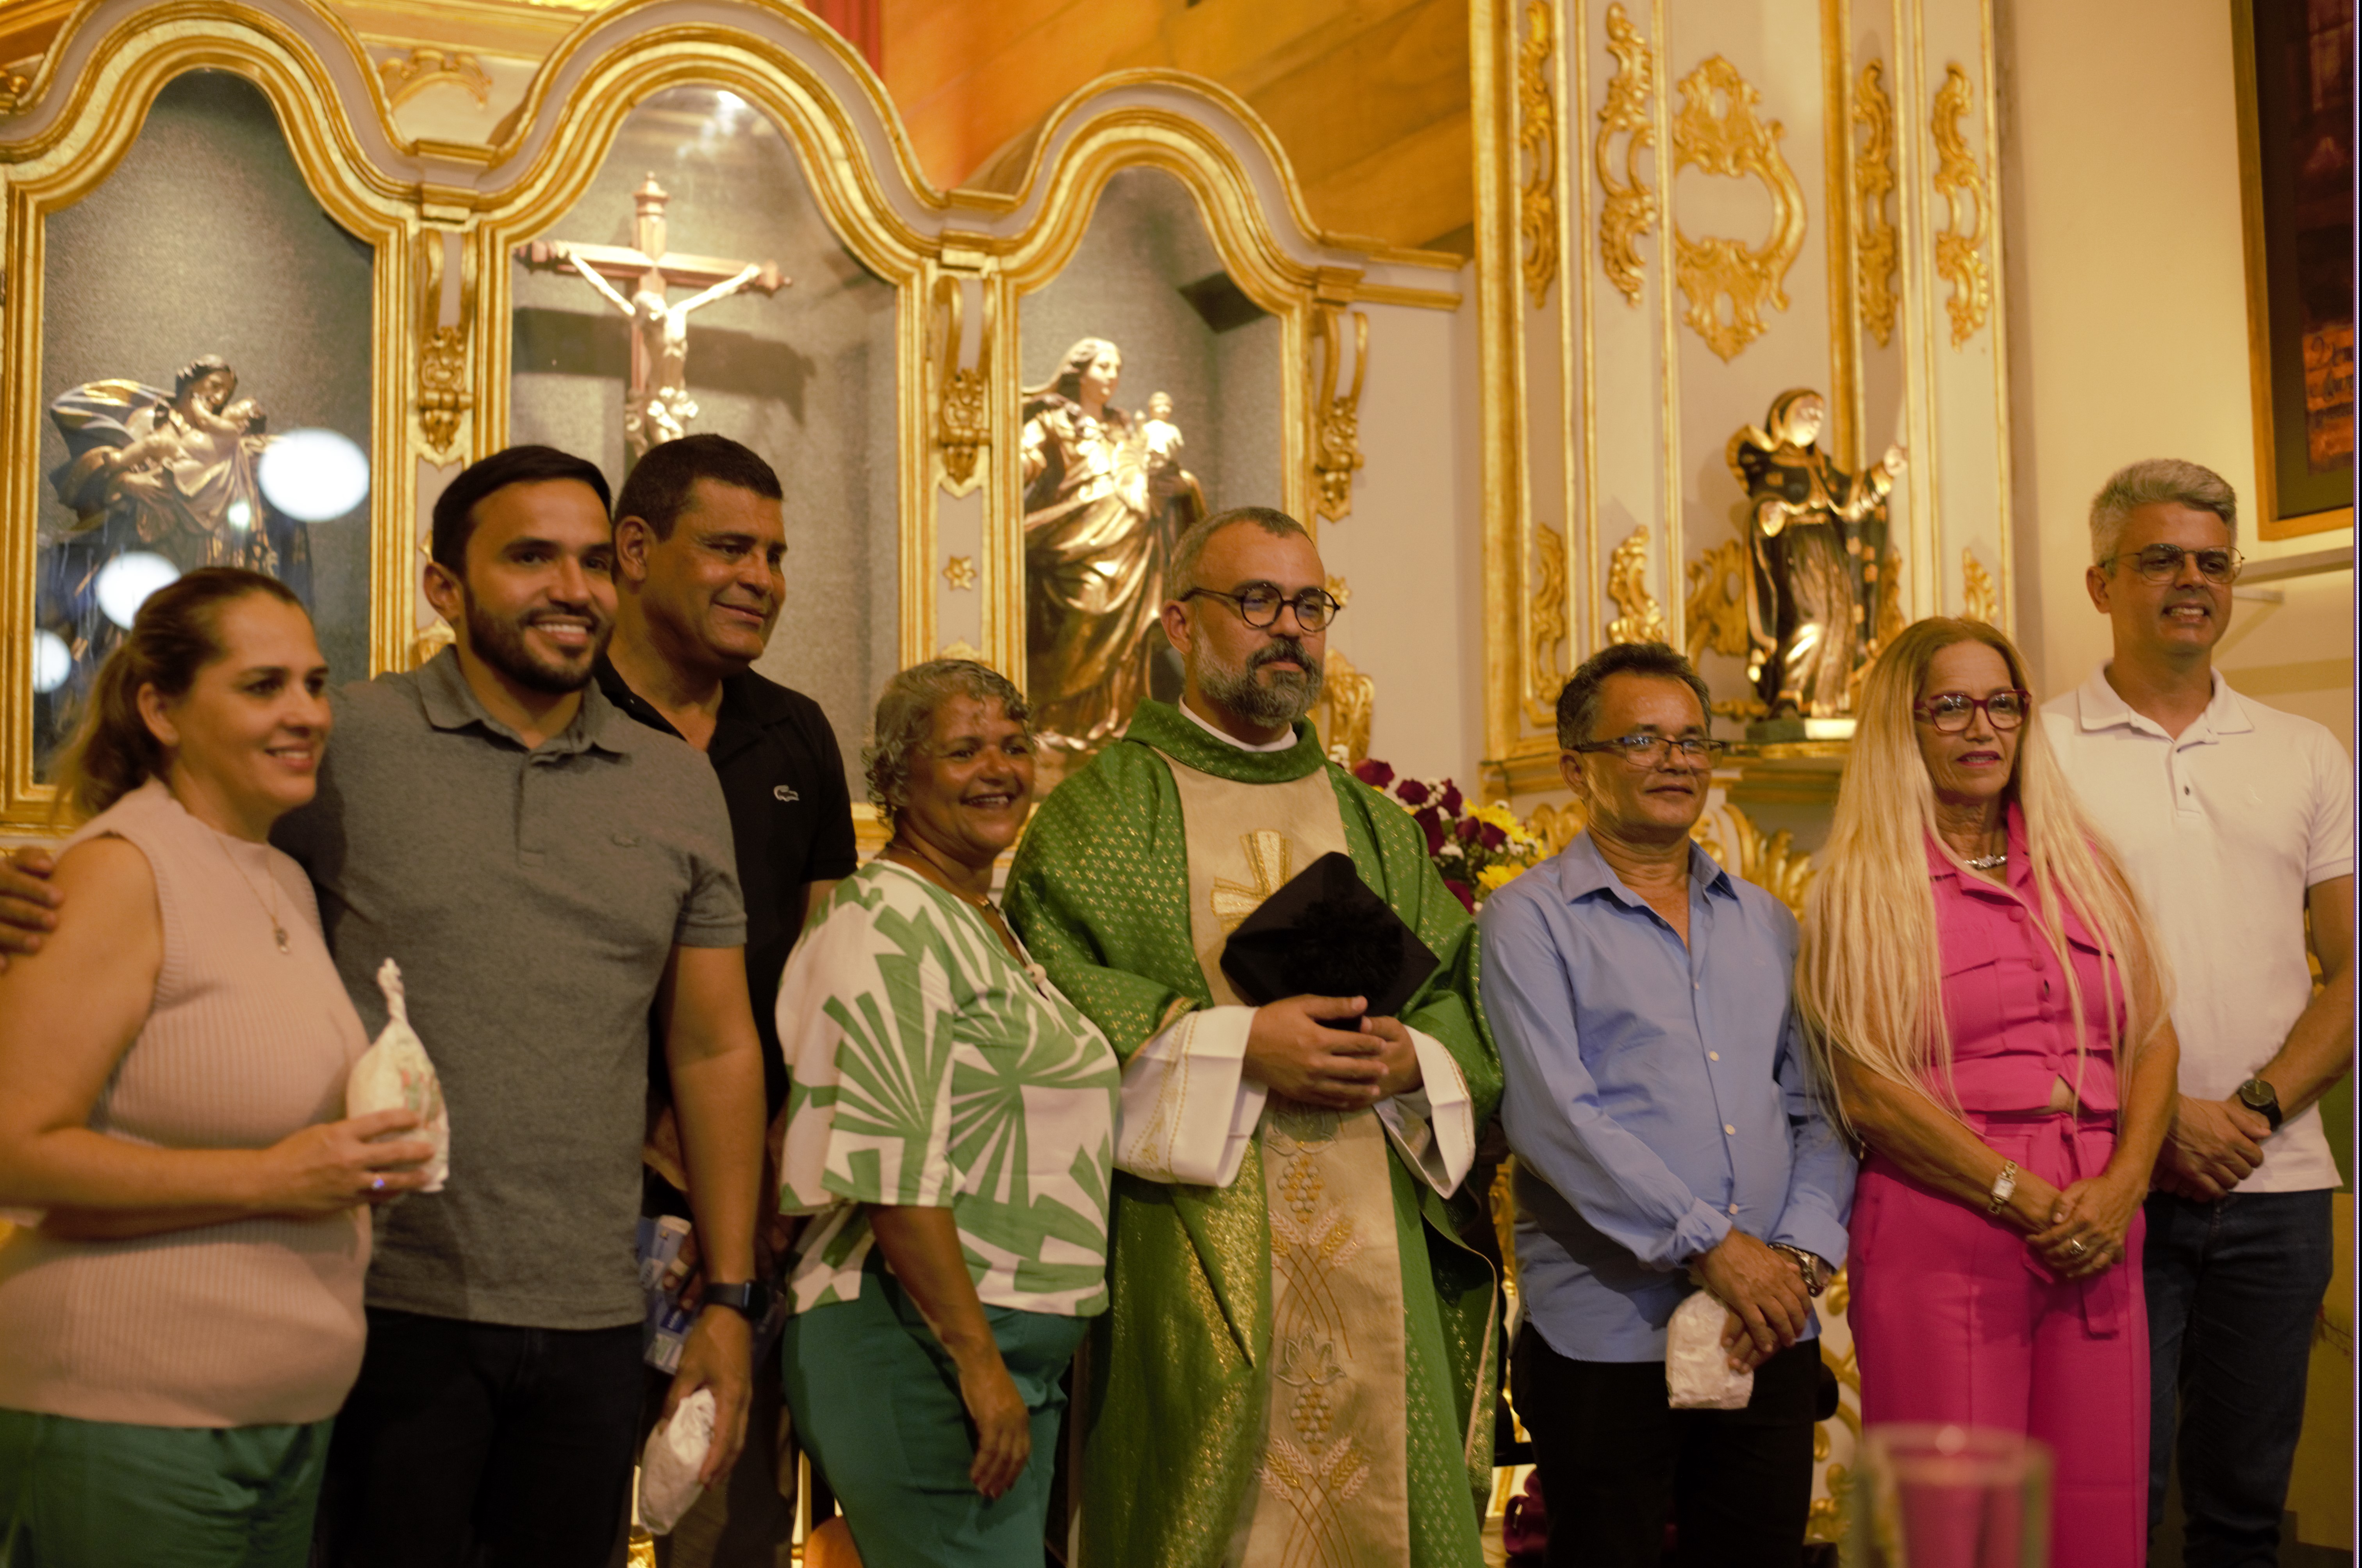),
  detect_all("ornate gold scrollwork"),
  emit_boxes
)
[416,232,473,459]
[1595,3,1657,306]
[0,71,30,116]
[1604,525,1668,645]
[929,273,989,493]
[378,48,492,110]
[1525,799,1589,857]
[1961,546,1998,623]
[939,639,987,664]
[1516,0,1558,308]
[1854,61,1899,347]
[1325,574,1351,610]
[1931,64,1992,347]
[1684,538,1750,663]
[1693,805,1817,918]
[1310,303,1368,522]
[1316,648,1375,764]
[1670,57,1807,362]
[942,555,976,591]
[1529,521,1570,713]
